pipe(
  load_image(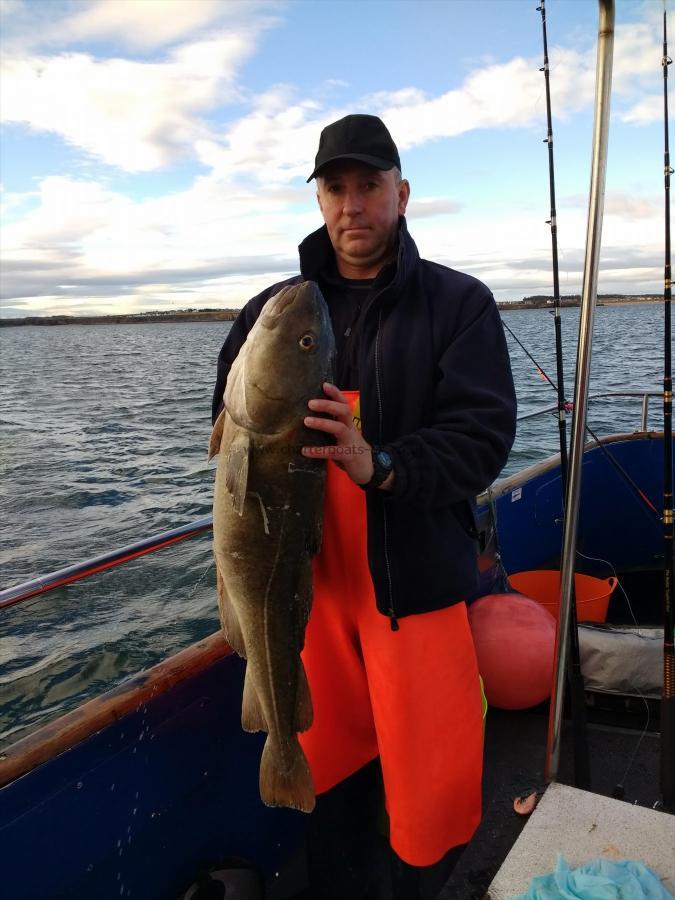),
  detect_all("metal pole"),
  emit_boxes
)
[538,0,590,790]
[546,0,615,784]
[641,393,651,431]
